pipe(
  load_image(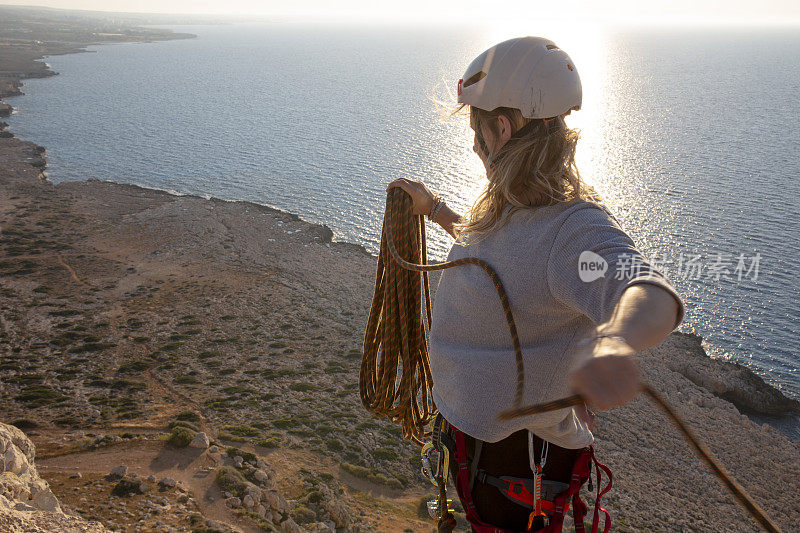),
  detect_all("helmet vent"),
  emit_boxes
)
[545,44,559,50]
[462,71,487,89]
